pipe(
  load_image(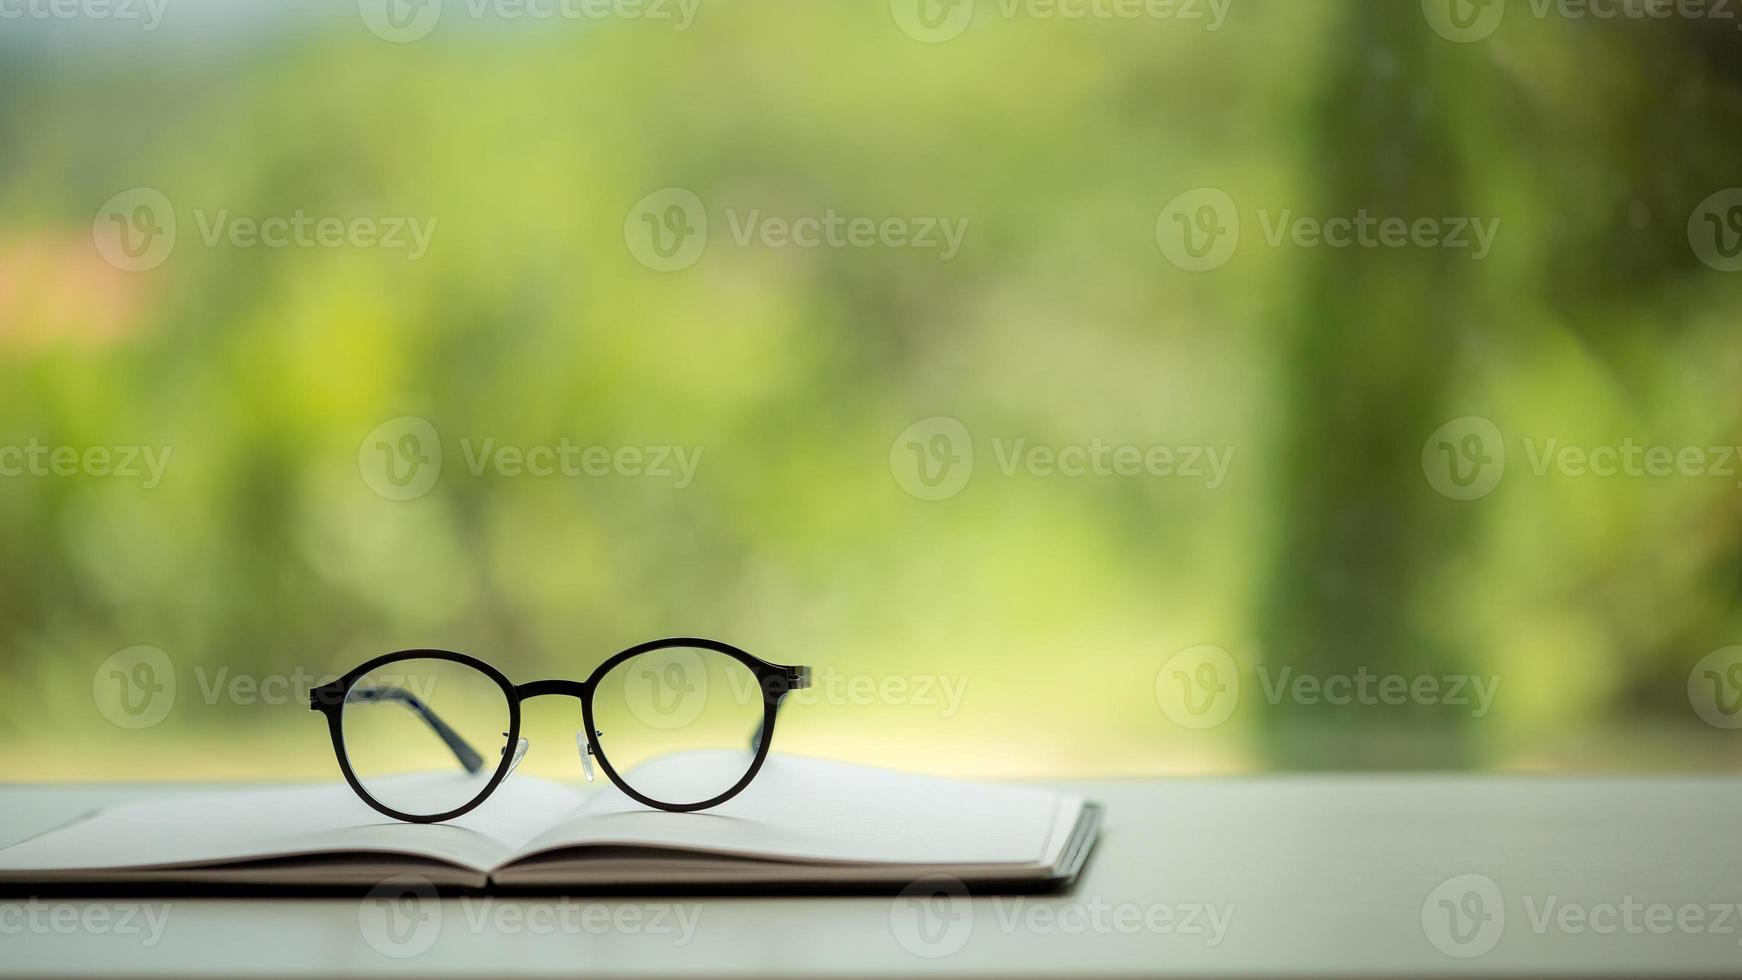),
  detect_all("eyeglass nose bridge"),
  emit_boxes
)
[514,679,589,701]
[513,681,601,782]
